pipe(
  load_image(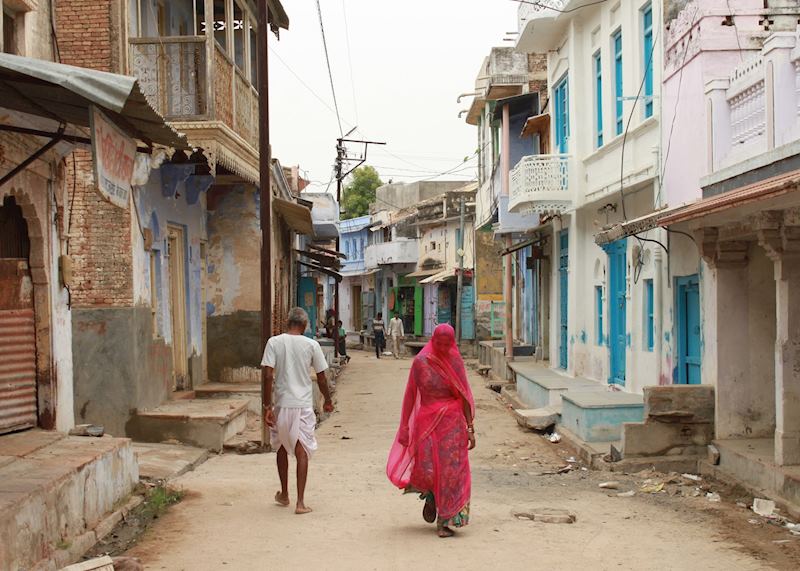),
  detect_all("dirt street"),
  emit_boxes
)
[126,351,797,570]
